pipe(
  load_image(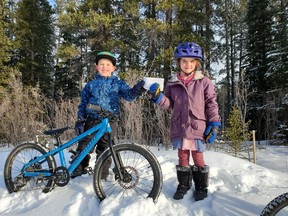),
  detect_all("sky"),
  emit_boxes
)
[0,145,288,216]
[48,0,55,7]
